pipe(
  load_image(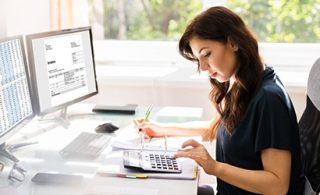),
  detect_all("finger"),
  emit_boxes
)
[143,133,150,139]
[138,126,147,134]
[177,148,194,153]
[181,139,201,148]
[133,117,145,126]
[133,120,140,128]
[138,124,150,132]
[174,150,194,159]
